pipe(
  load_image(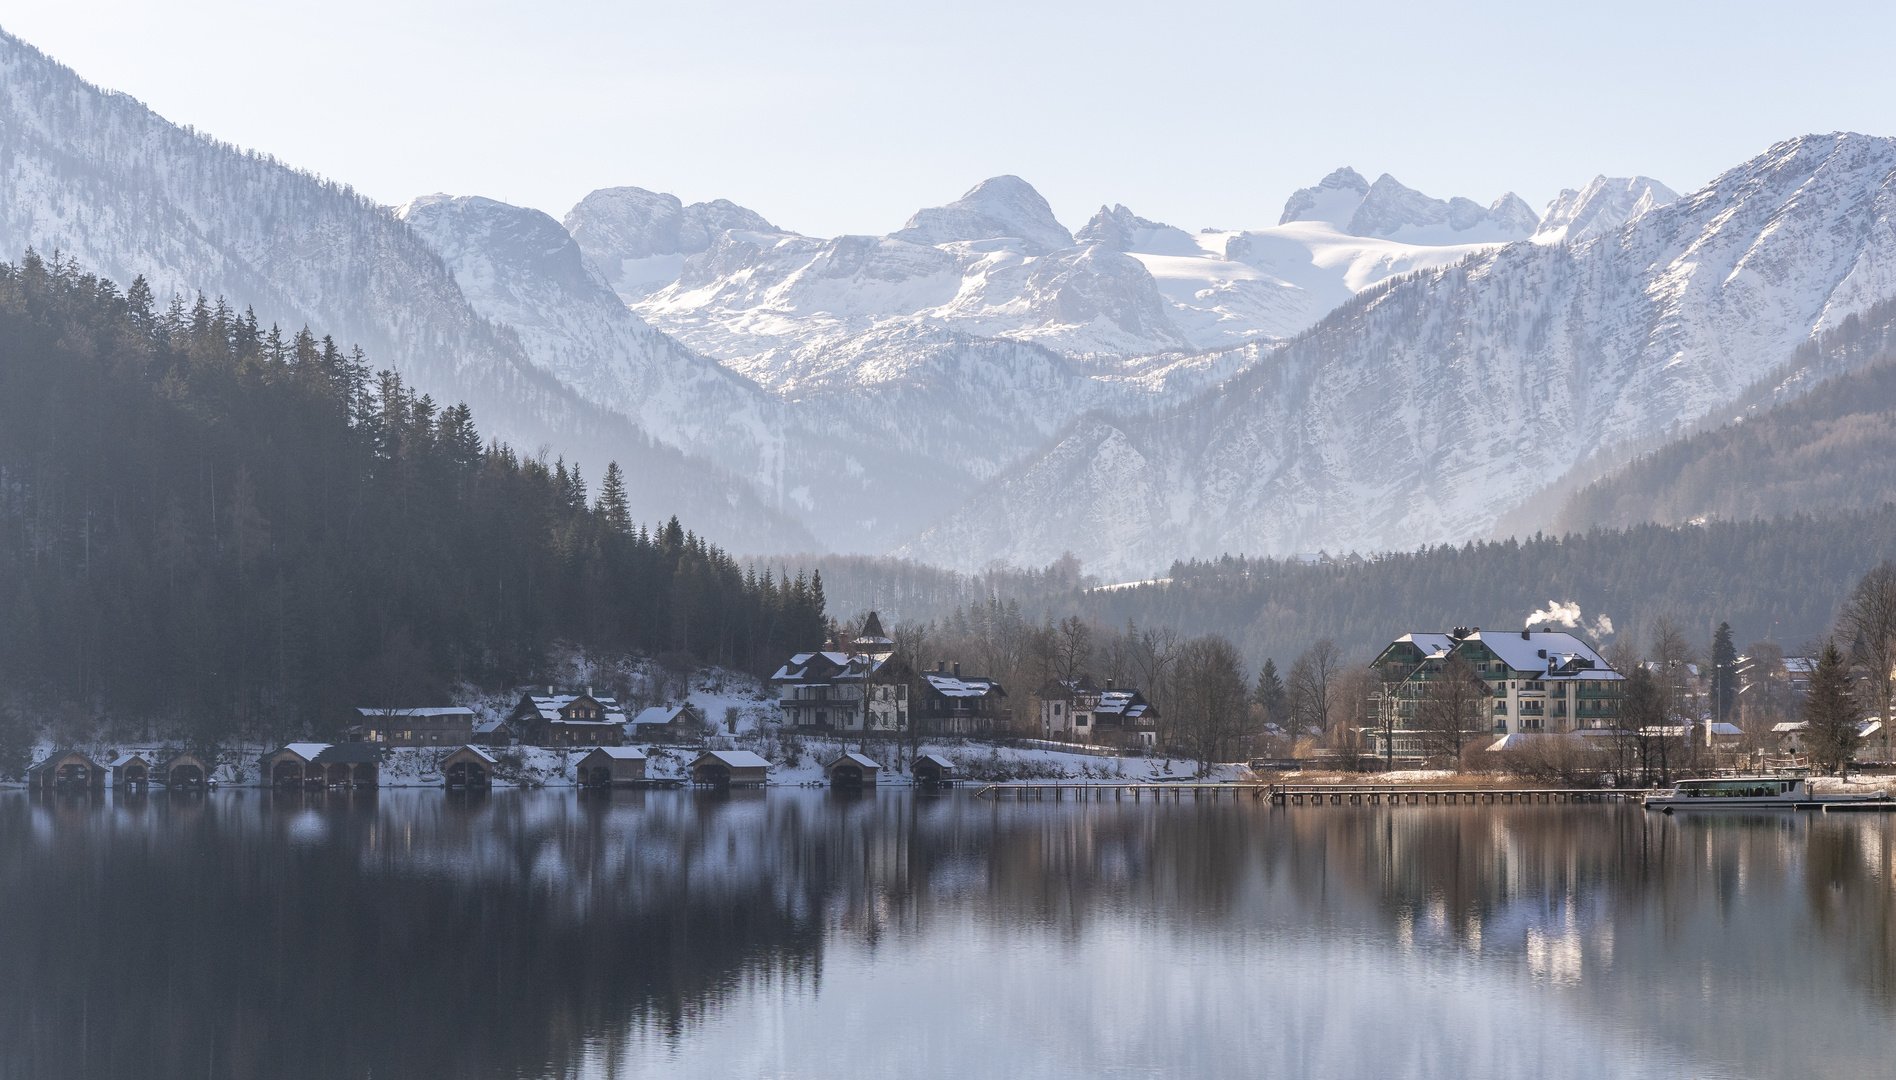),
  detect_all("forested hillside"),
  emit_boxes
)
[1555,296,1896,531]
[1055,515,1896,668]
[0,254,826,753]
